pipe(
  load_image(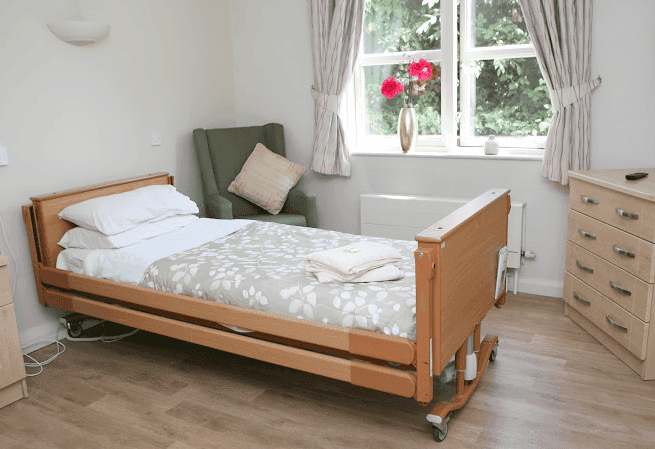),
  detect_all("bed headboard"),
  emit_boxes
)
[28,172,174,267]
